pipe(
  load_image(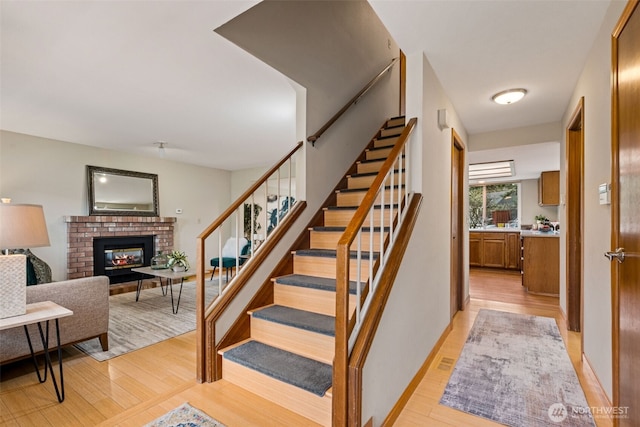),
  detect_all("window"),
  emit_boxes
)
[469,183,519,229]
